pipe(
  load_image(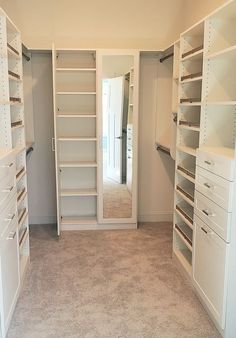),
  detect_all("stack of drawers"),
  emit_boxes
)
[0,151,20,338]
[193,147,235,331]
